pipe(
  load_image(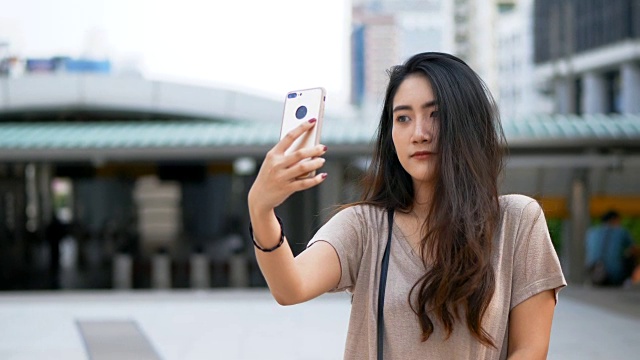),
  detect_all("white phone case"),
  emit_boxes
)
[279,87,326,177]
